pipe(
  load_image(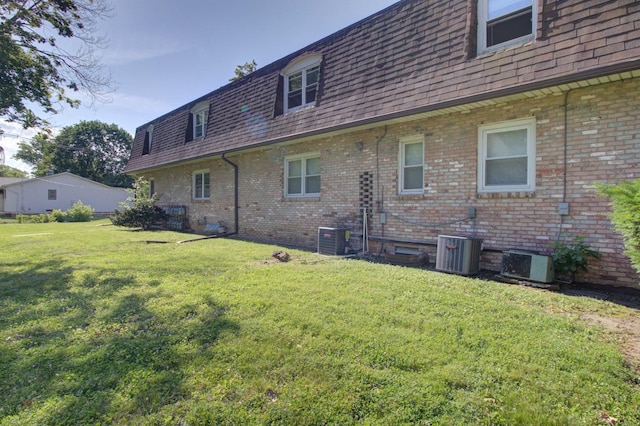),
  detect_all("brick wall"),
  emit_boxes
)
[147,77,640,288]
